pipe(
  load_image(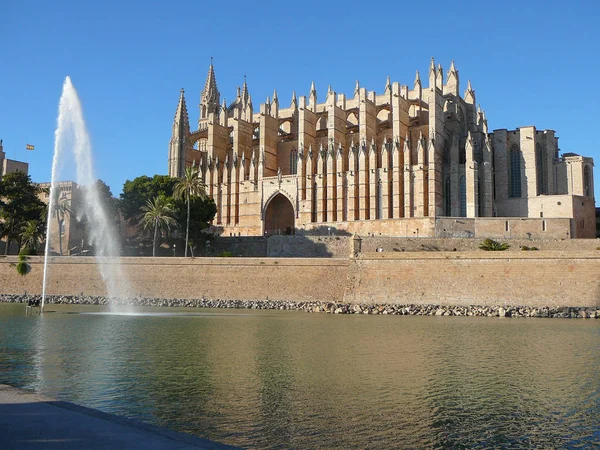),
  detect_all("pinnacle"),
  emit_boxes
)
[414,70,421,86]
[310,81,316,94]
[429,57,435,73]
[354,80,360,97]
[384,75,391,92]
